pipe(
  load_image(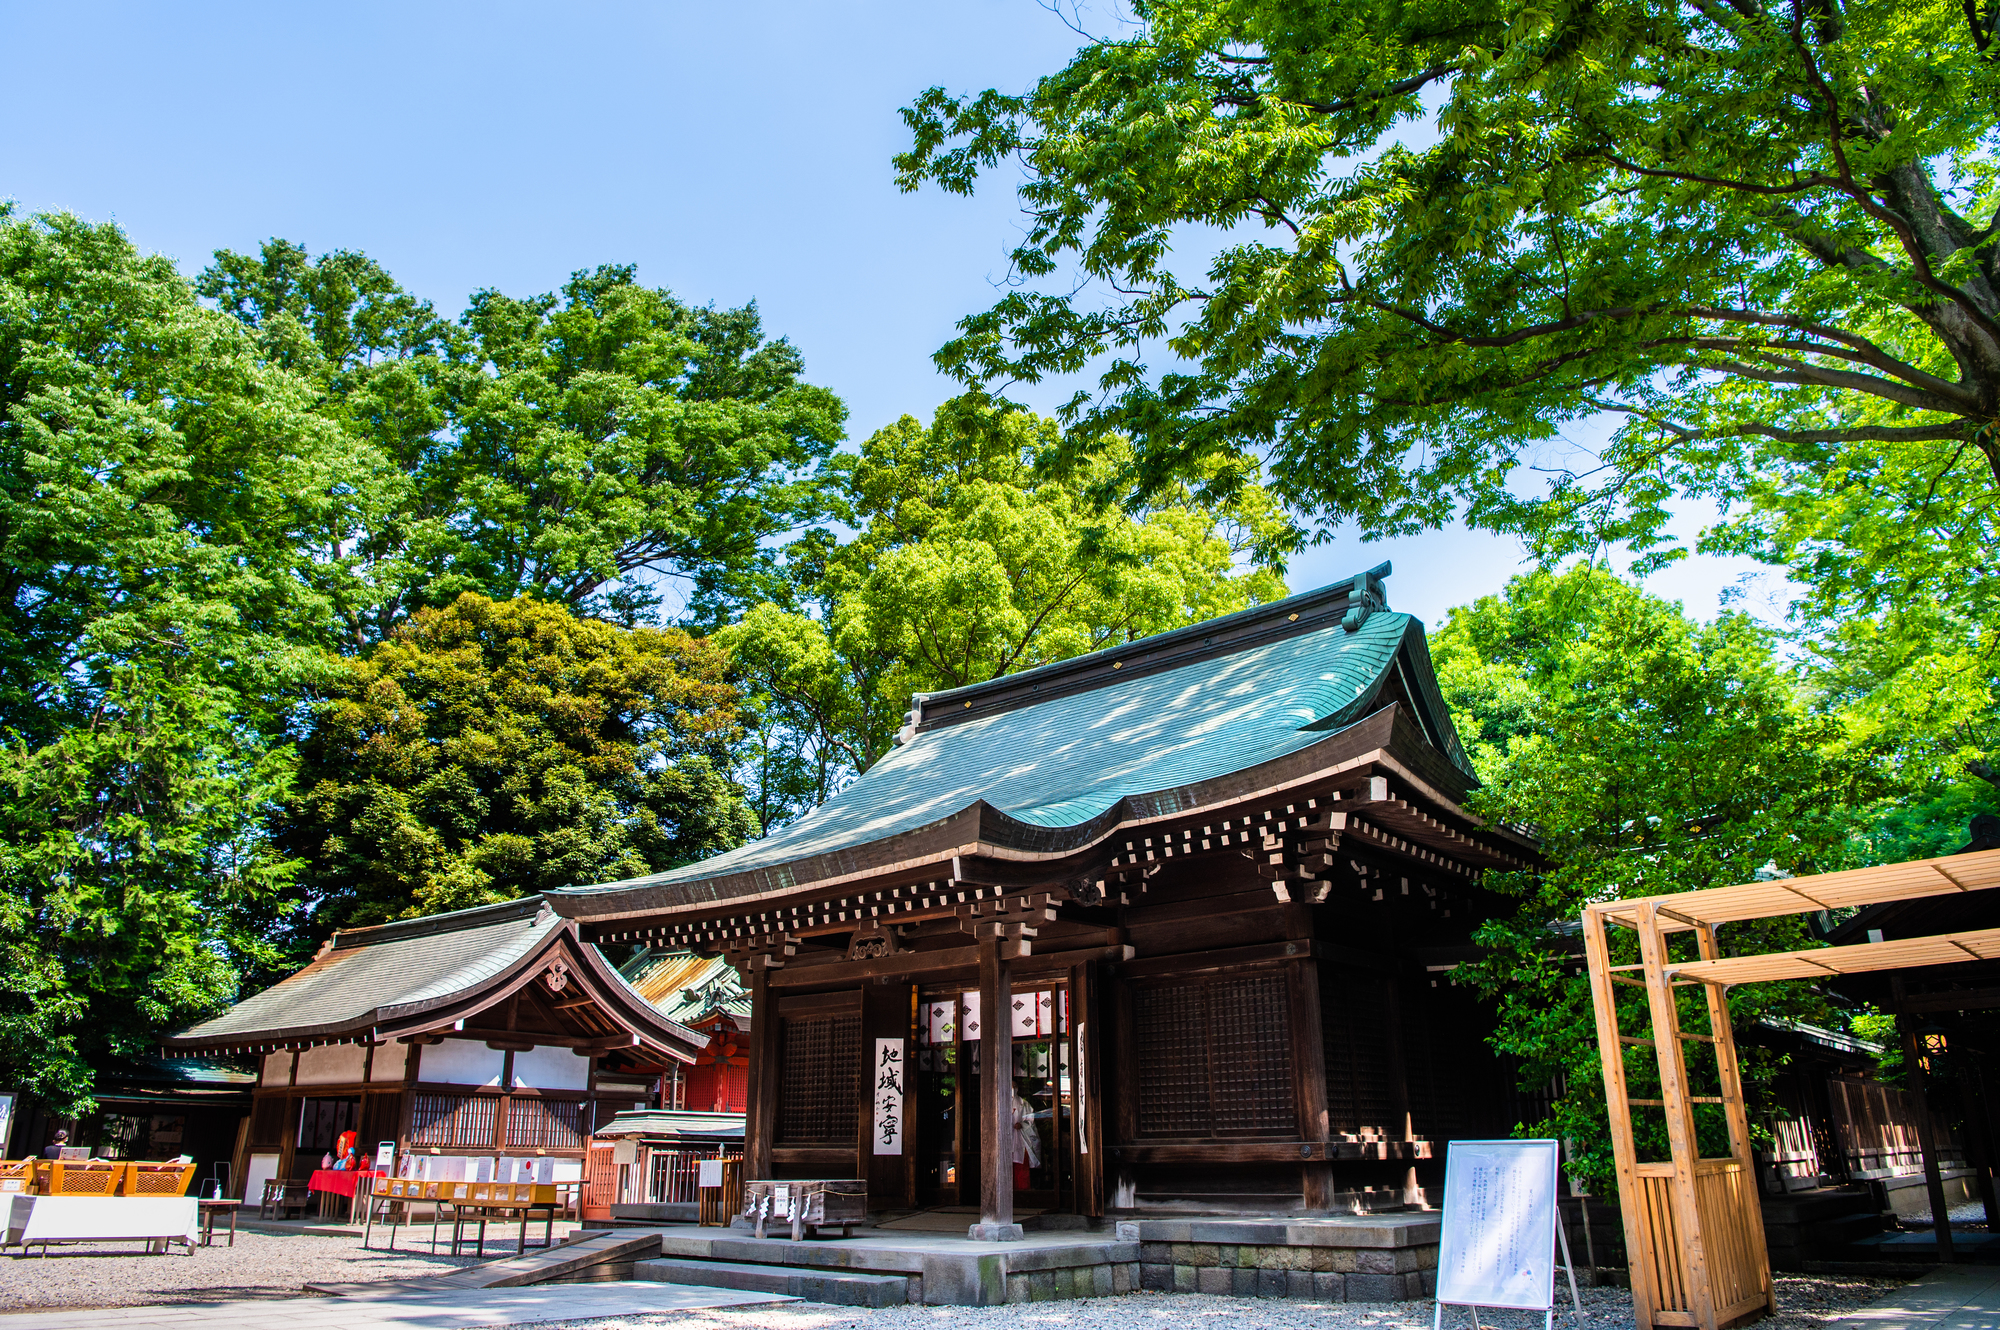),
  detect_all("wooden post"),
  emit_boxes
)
[745,964,776,1182]
[1637,901,1717,1330]
[1696,924,1776,1314]
[1583,907,1658,1330]
[972,930,1022,1240]
[1290,957,1334,1211]
[1893,992,1954,1263]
